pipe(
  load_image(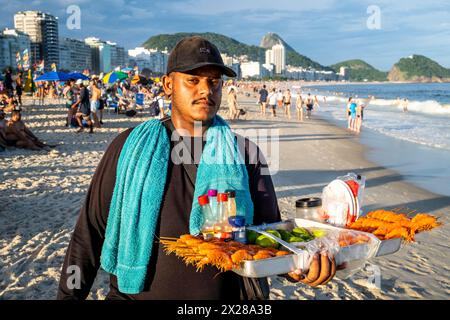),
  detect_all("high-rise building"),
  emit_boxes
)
[108,41,126,70]
[265,49,273,66]
[339,66,350,81]
[85,37,113,74]
[221,53,234,66]
[0,28,31,70]
[59,38,92,72]
[271,44,285,74]
[14,11,59,71]
[128,47,168,74]
[240,61,262,79]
